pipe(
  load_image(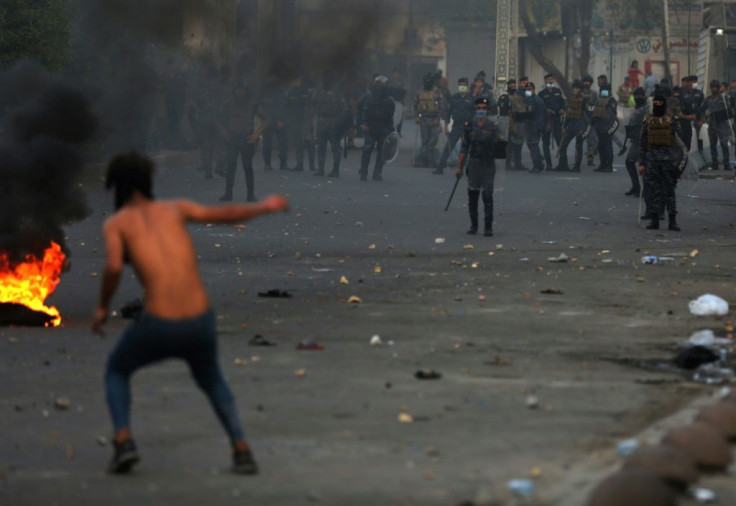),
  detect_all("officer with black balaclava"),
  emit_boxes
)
[639,94,683,231]
[539,73,566,170]
[591,82,618,173]
[357,75,395,181]
[703,79,732,170]
[455,97,504,237]
[436,77,475,175]
[624,87,647,197]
